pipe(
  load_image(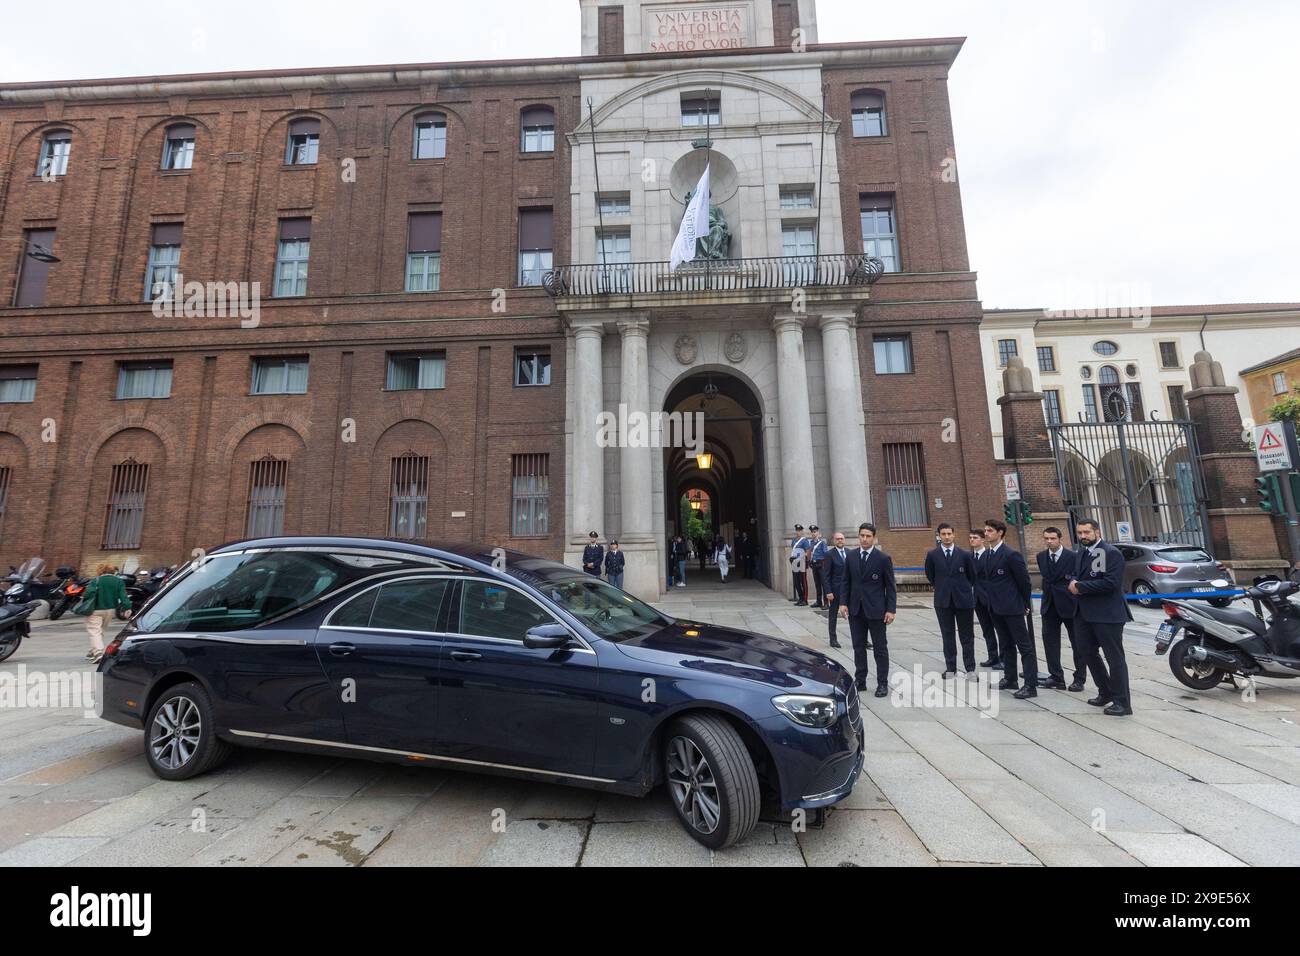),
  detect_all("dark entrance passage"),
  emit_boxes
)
[663,371,769,587]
